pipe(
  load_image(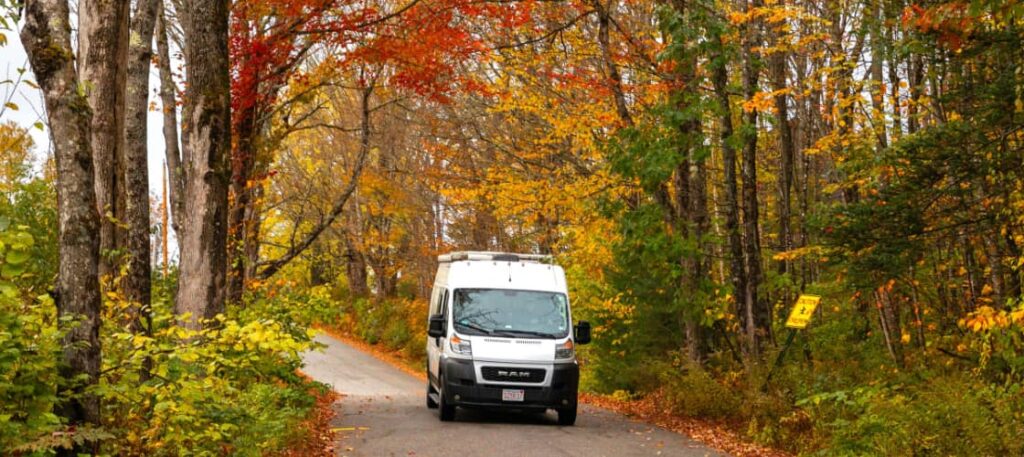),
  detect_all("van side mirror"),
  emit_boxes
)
[574,320,591,345]
[428,314,446,338]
